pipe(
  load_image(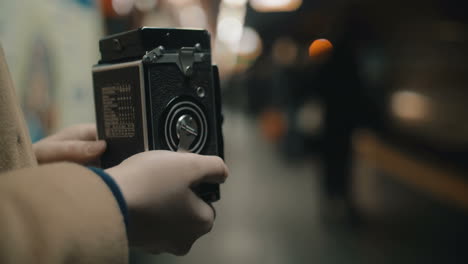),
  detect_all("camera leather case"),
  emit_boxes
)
[92,28,224,202]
